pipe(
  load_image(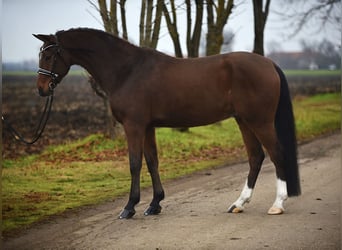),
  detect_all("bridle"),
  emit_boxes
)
[38,44,60,91]
[37,39,66,92]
